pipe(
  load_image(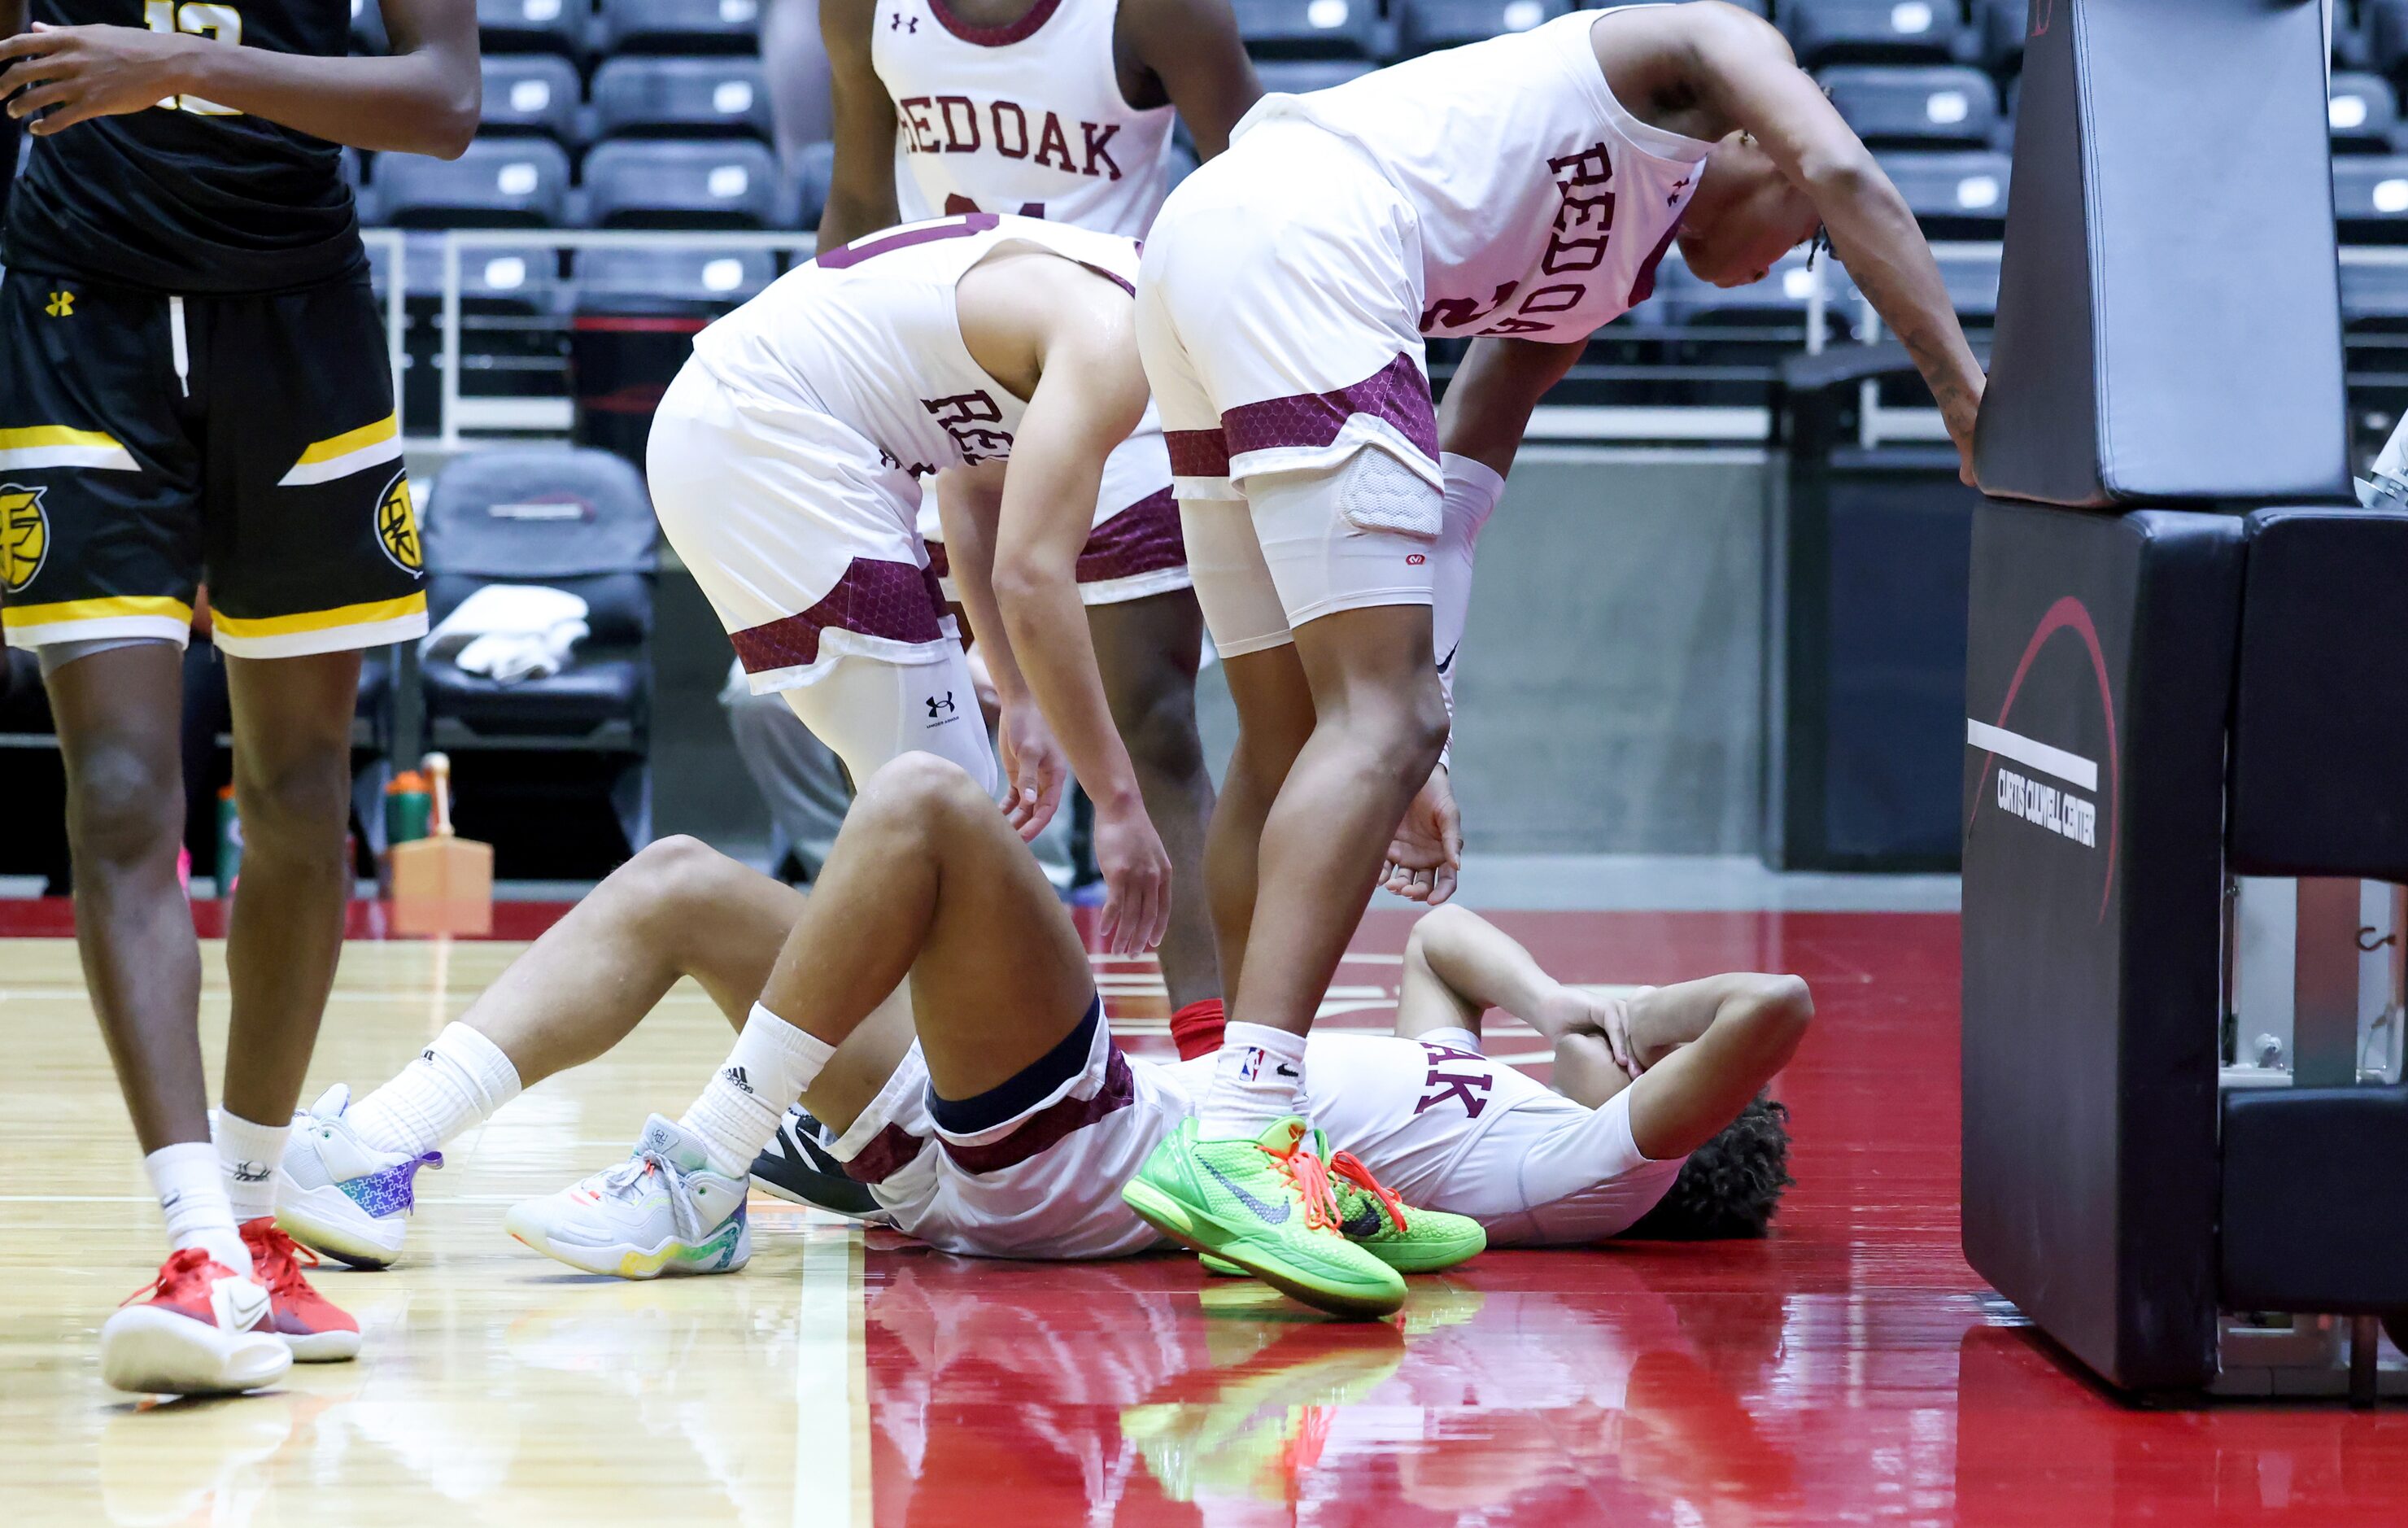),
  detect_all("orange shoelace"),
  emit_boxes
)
[1263,1137,1343,1233]
[1327,1150,1408,1233]
[242,1223,323,1300]
[120,1246,219,1308]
